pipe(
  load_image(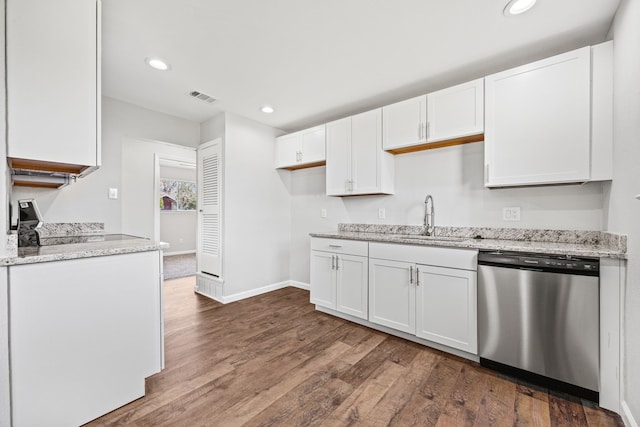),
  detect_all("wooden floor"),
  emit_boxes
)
[87,277,623,427]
